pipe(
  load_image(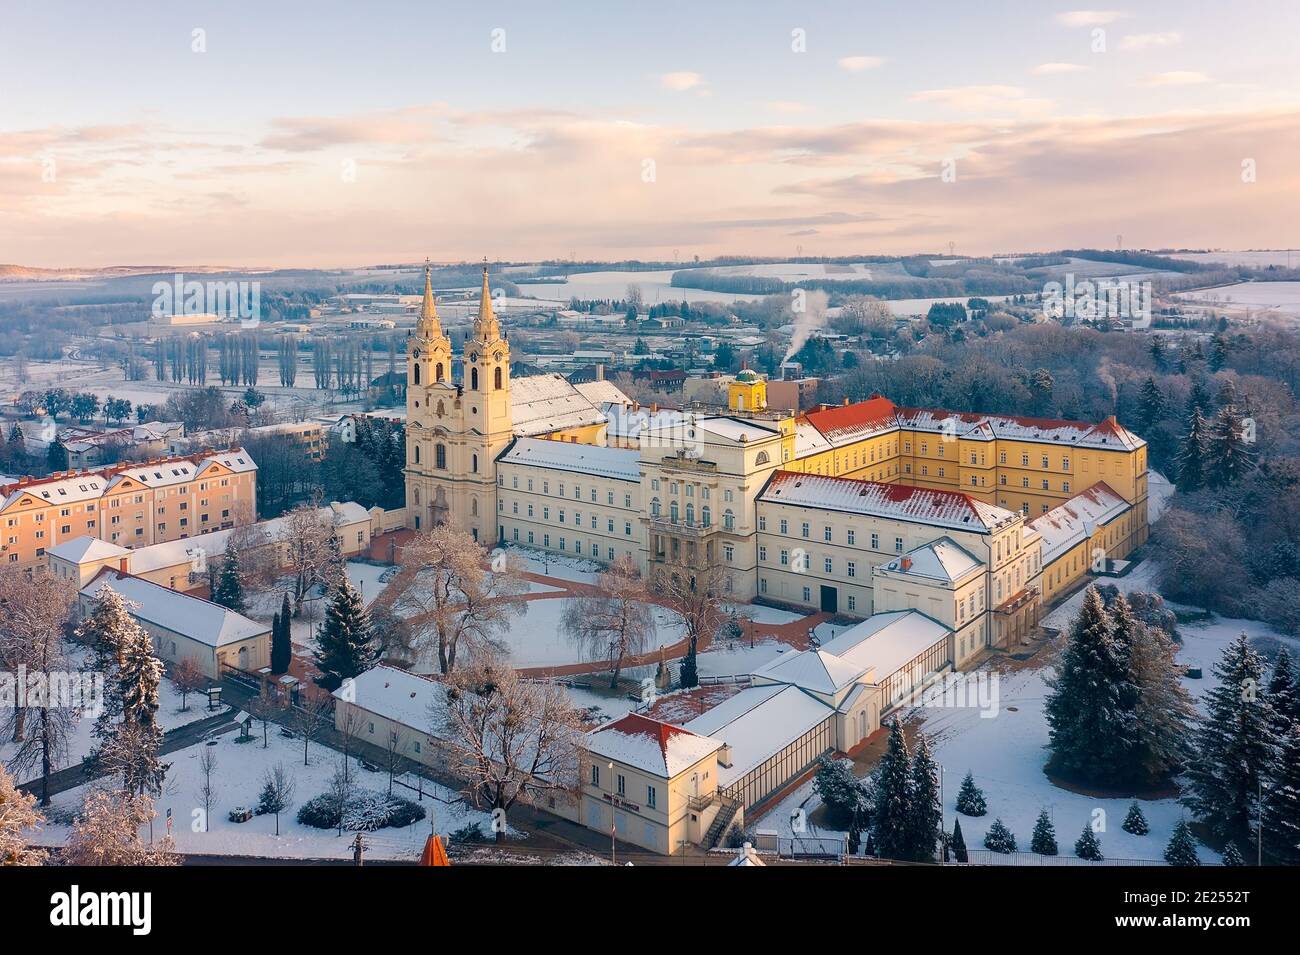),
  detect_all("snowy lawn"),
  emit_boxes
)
[27,725,498,861]
[697,638,788,678]
[1,643,216,786]
[500,544,602,585]
[721,602,807,626]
